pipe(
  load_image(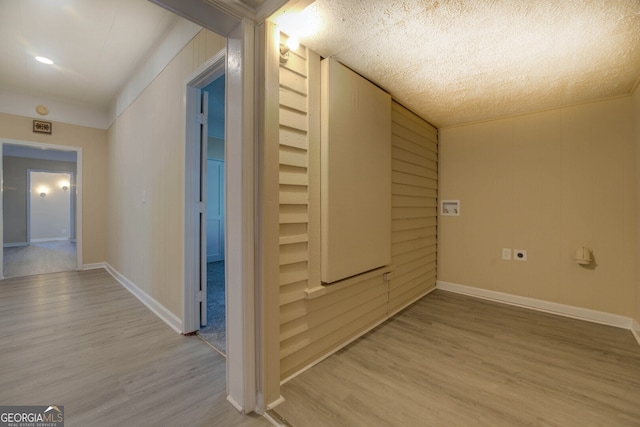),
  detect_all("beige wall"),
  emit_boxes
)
[633,88,640,326]
[0,113,107,264]
[439,97,636,318]
[106,29,225,319]
[3,157,77,243]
